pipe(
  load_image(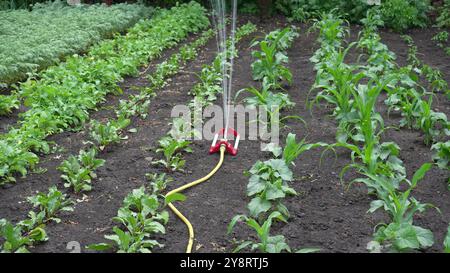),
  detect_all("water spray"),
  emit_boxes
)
[165,0,240,253]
